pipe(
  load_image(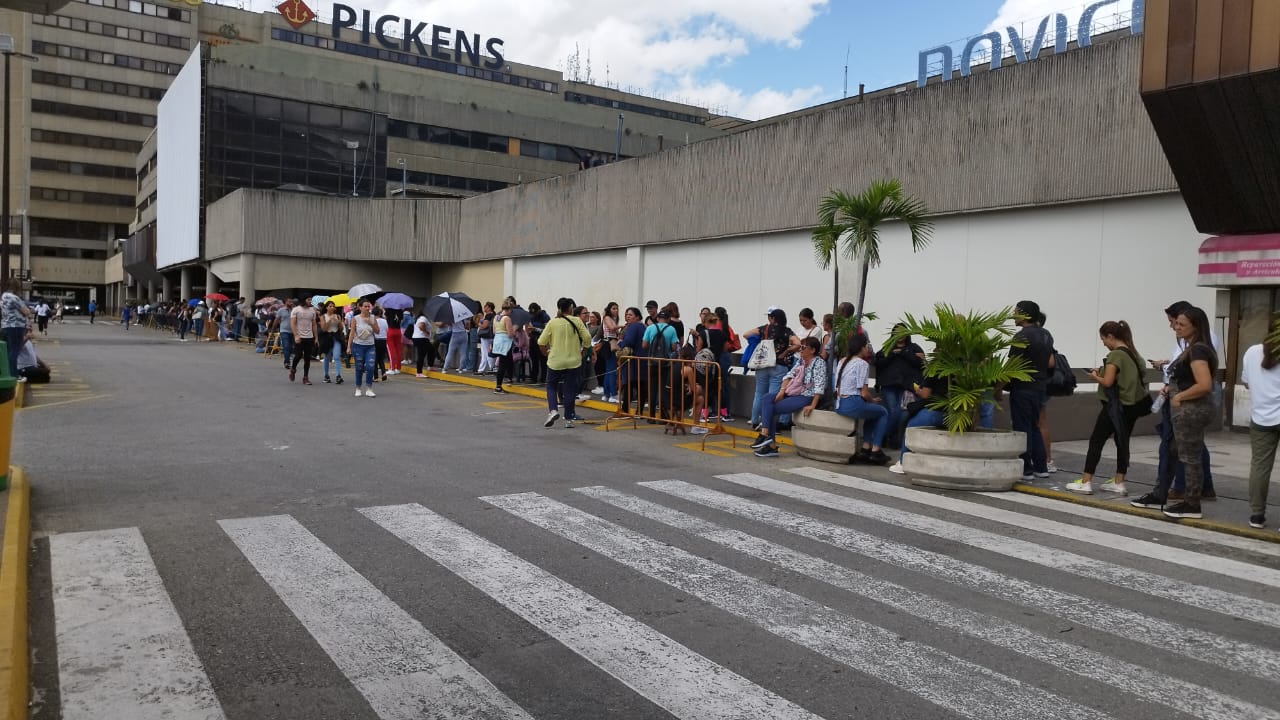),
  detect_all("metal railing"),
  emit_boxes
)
[607,355,735,450]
